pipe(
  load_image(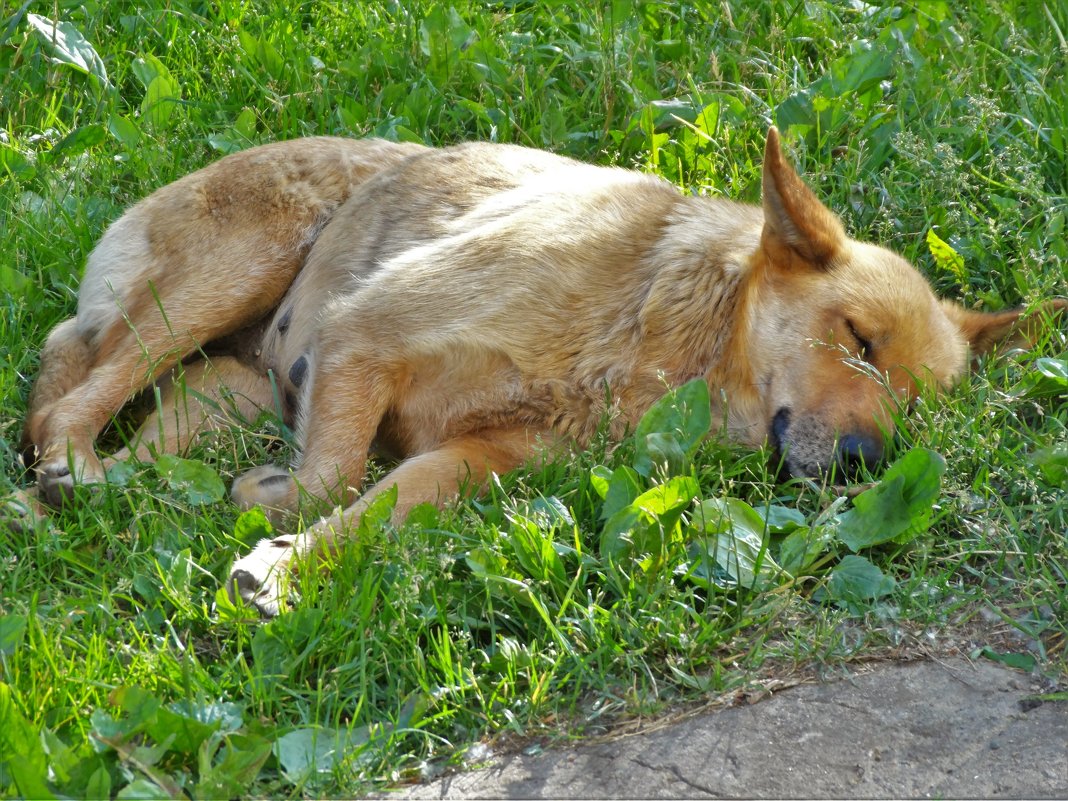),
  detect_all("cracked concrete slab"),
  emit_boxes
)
[389,658,1067,799]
